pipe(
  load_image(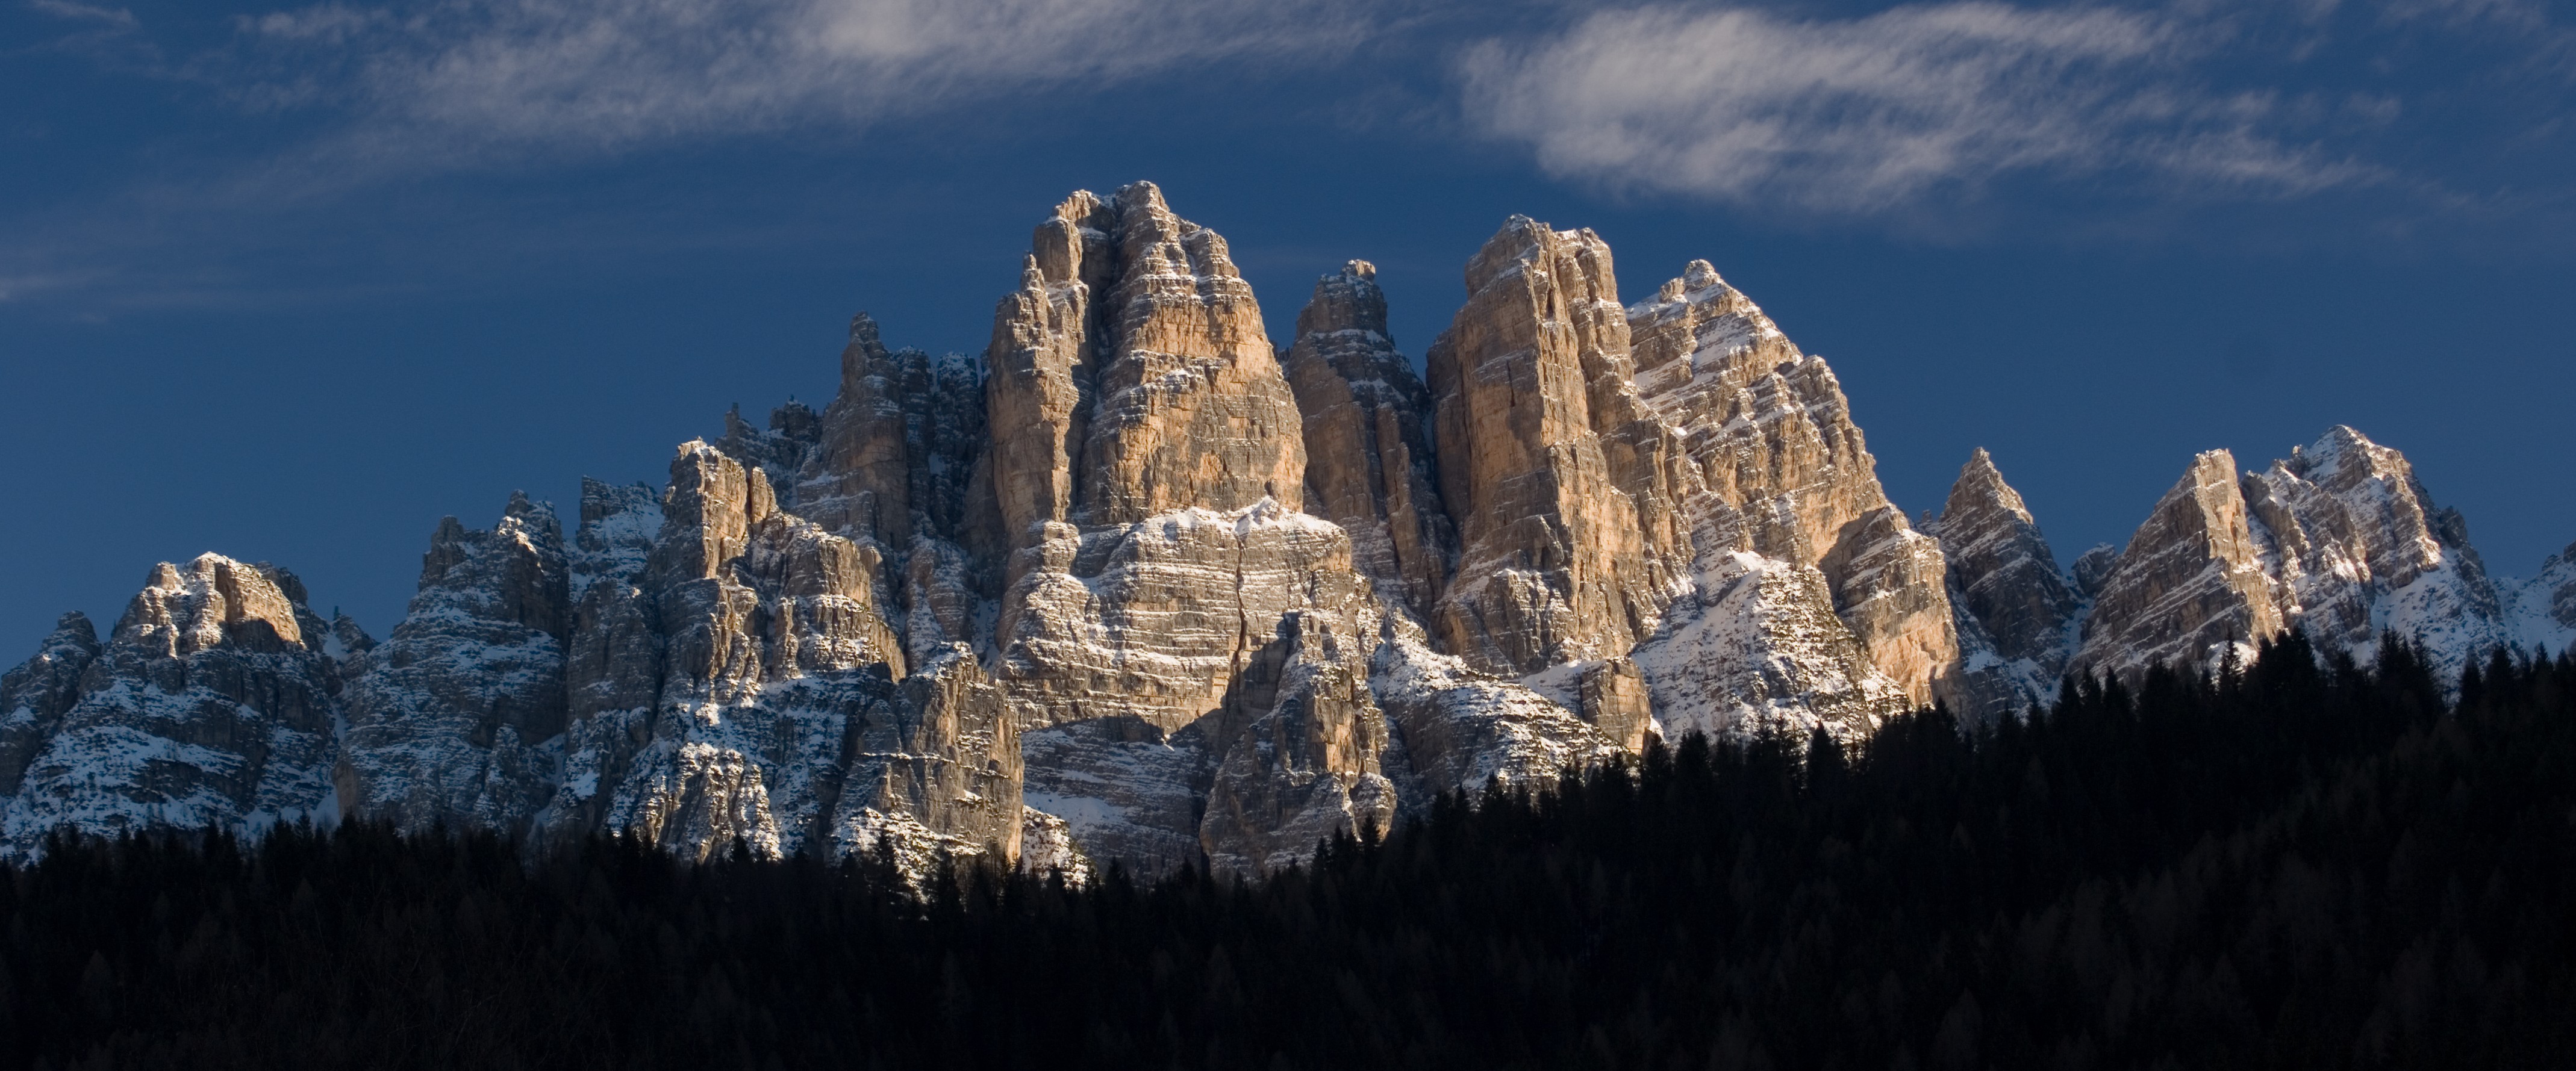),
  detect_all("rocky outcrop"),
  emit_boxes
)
[20,184,2562,880]
[2071,544,2119,600]
[987,183,1305,554]
[2510,542,2576,653]
[1200,610,1397,876]
[0,613,99,802]
[2240,427,2506,679]
[1280,261,1455,616]
[1933,451,2081,669]
[339,493,570,836]
[2073,450,2282,682]
[1929,450,2081,720]
[827,644,1021,864]
[2076,430,2515,685]
[571,442,911,861]
[1631,551,1912,743]
[1,555,355,858]
[987,186,1398,876]
[1428,218,1683,675]
[1624,259,1962,710]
